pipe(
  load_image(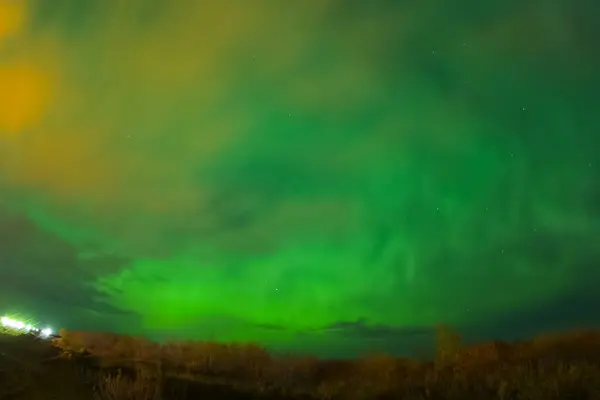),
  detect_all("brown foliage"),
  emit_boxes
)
[435,324,462,363]
[47,327,600,400]
[94,370,160,400]
[454,340,512,366]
